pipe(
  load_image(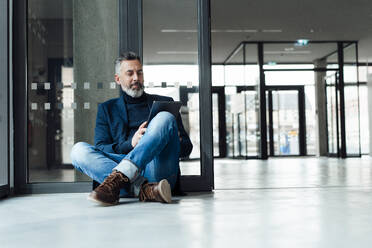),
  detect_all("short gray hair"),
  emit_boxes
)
[115,52,141,75]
